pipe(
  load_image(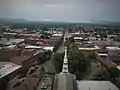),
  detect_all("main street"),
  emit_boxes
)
[57,30,69,53]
